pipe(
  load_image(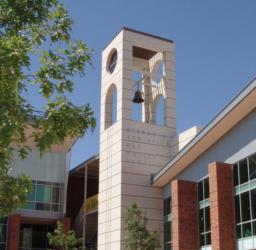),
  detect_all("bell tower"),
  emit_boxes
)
[98,28,176,249]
